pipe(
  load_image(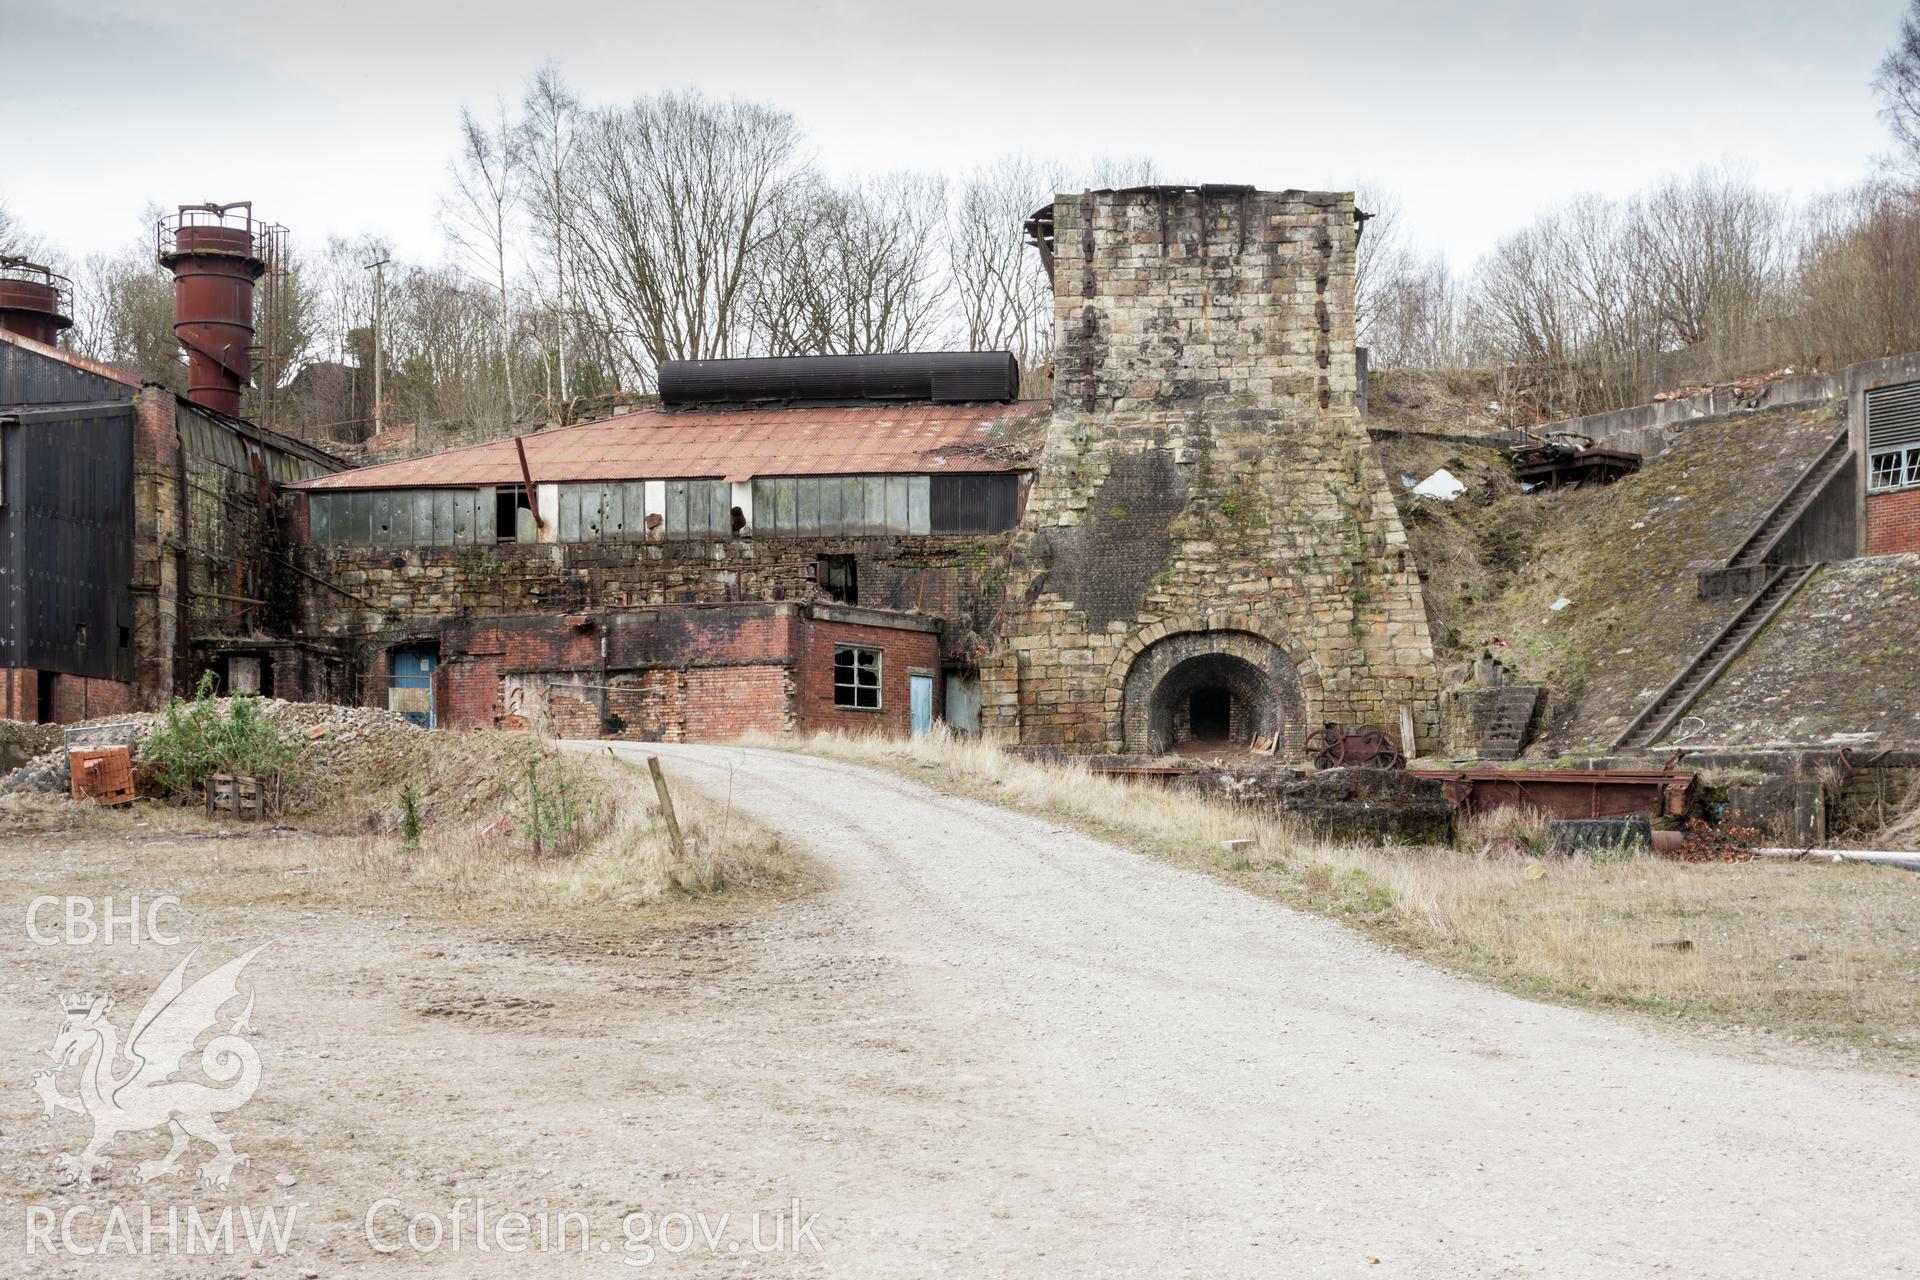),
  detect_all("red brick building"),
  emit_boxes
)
[1859,359,1920,557]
